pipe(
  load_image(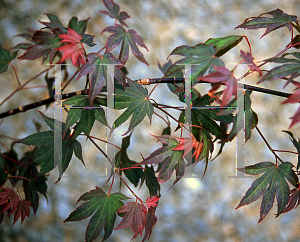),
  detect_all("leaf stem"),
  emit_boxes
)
[115,169,143,204]
[255,126,284,164]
